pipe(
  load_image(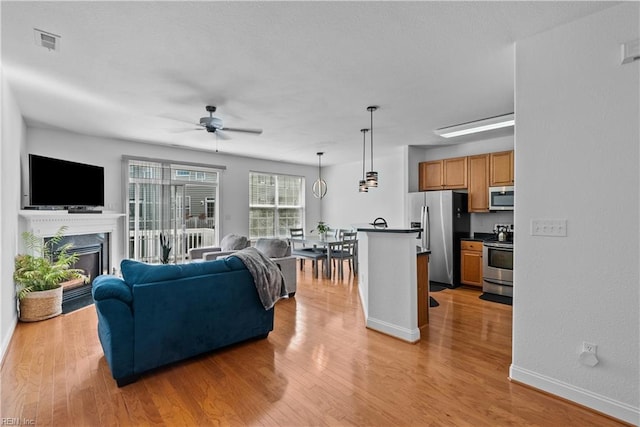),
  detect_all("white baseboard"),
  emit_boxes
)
[366,316,420,343]
[0,315,17,366]
[510,364,639,426]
